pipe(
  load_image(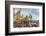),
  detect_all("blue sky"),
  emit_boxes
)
[14,8,39,20]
